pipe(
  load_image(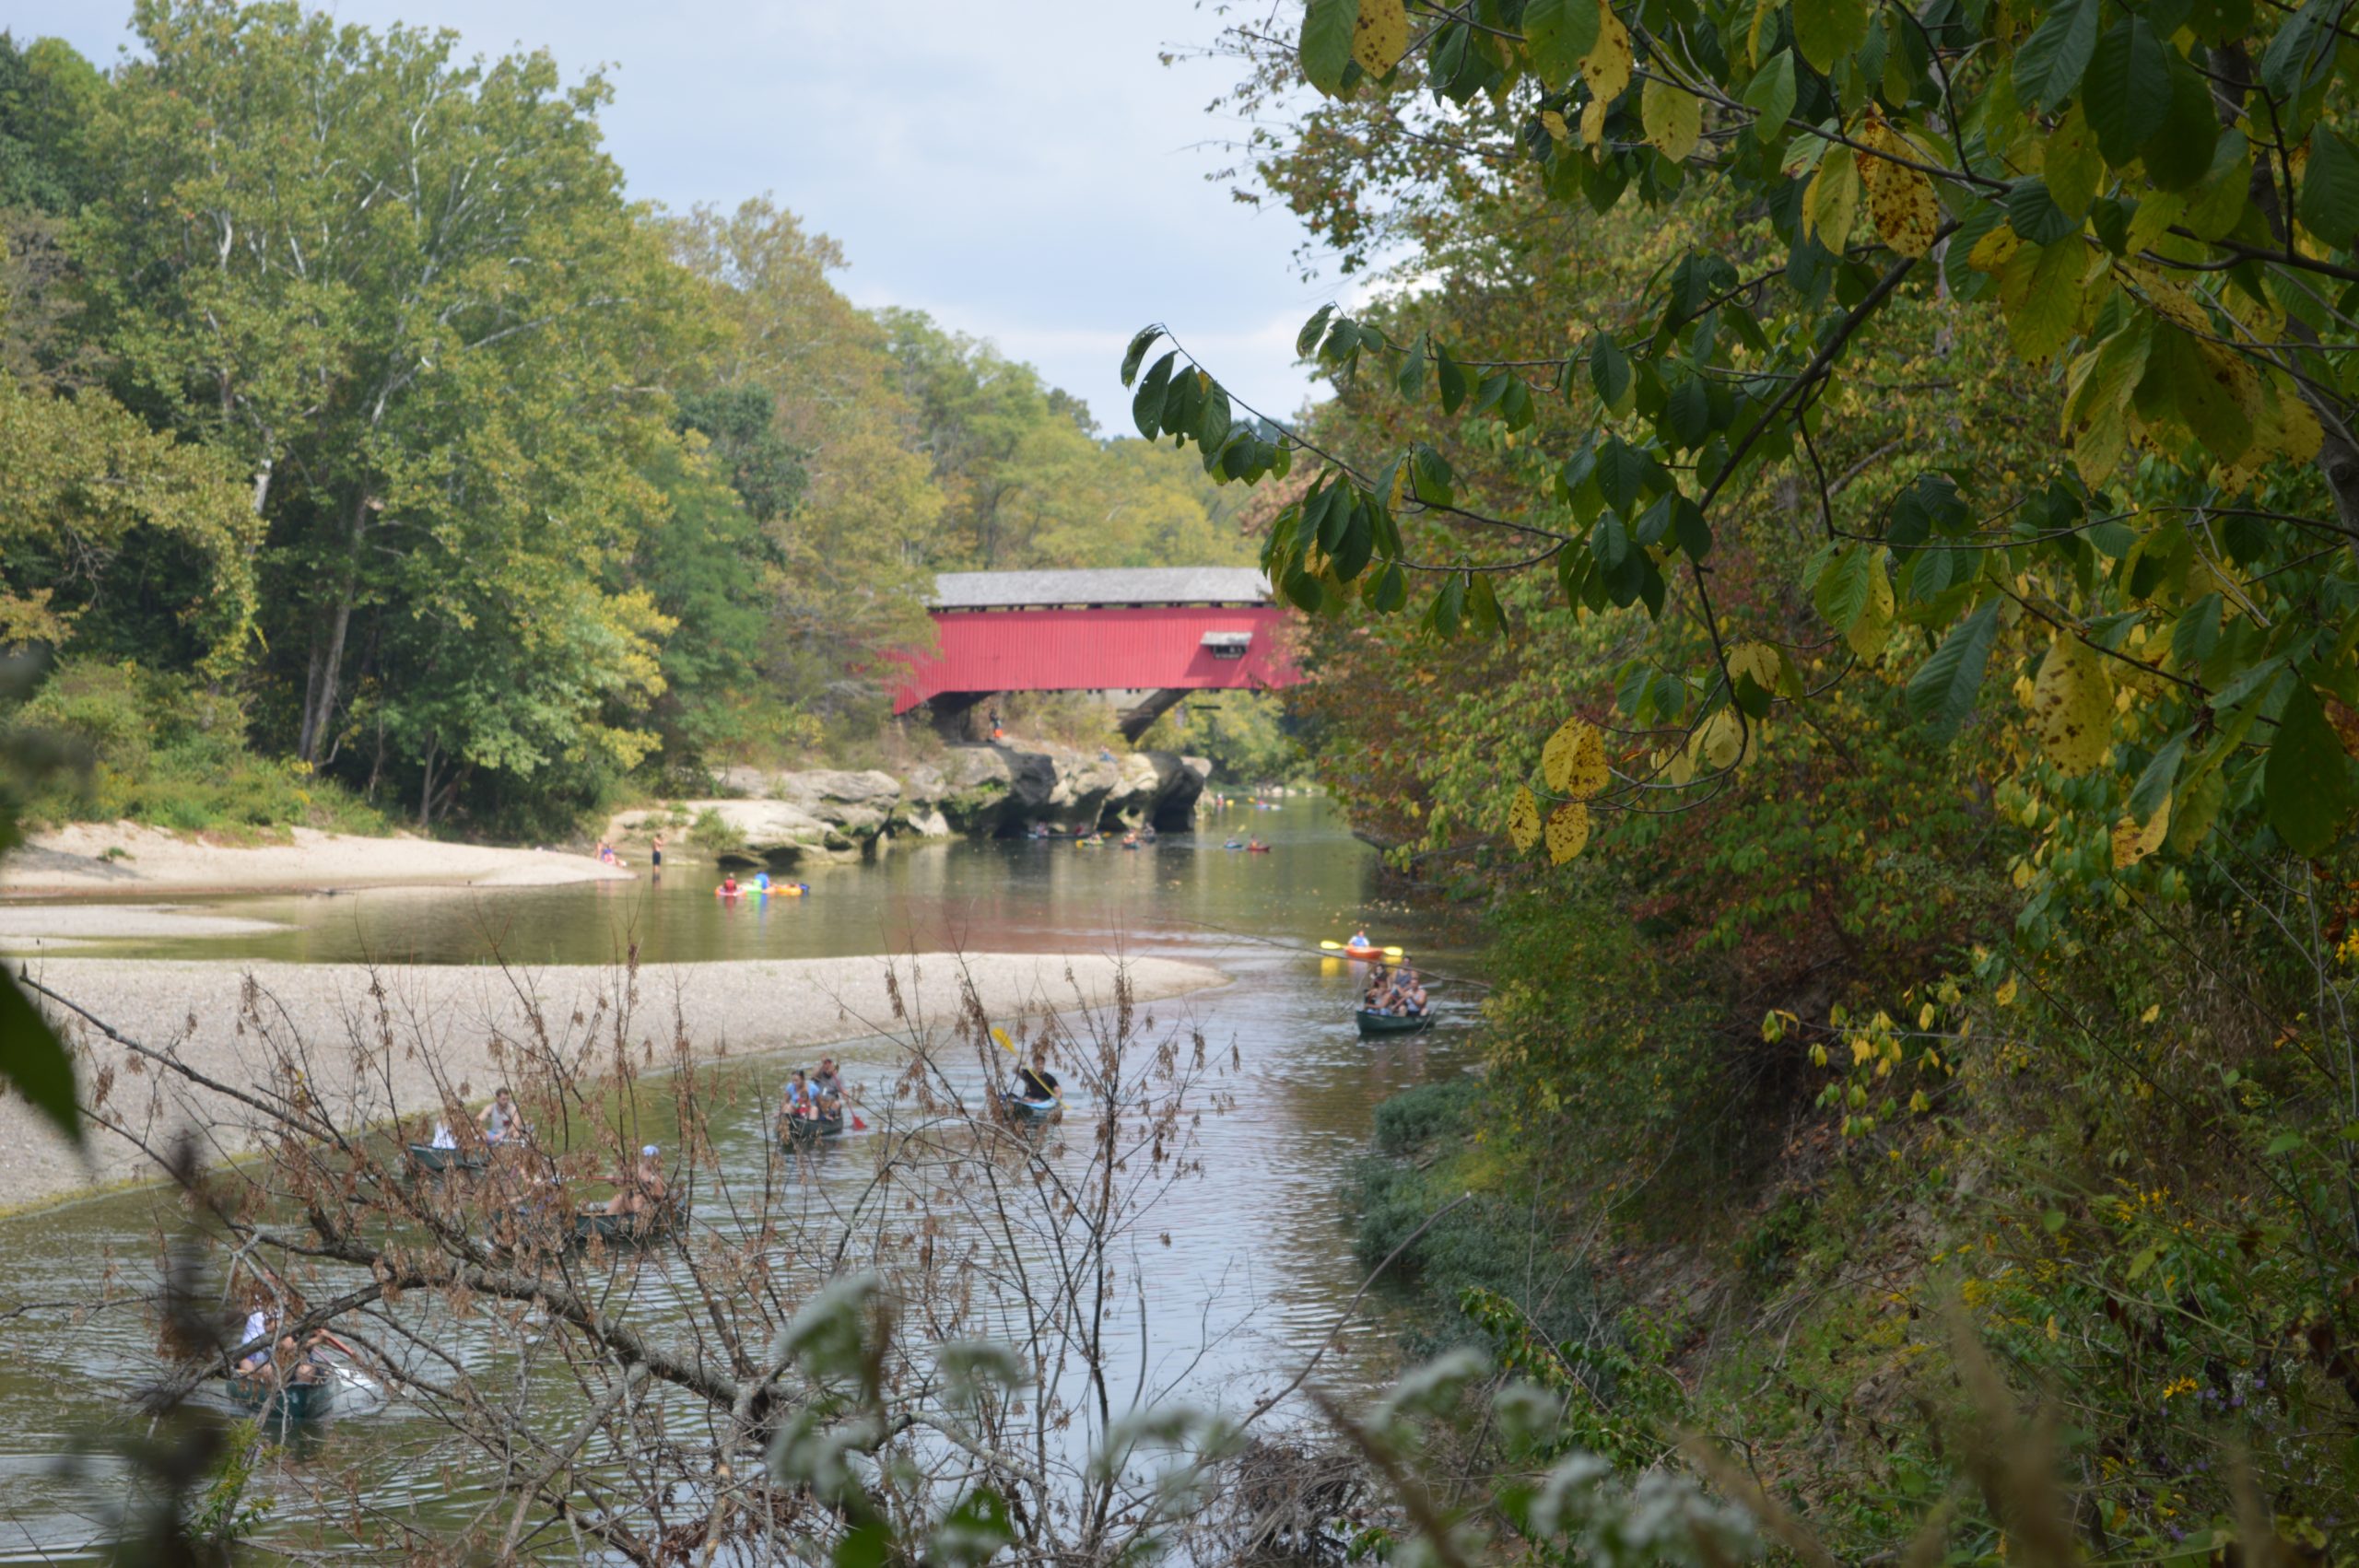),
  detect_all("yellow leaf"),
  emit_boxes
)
[2111,794,2172,868]
[1860,111,1940,257]
[1917,1002,1934,1029]
[1581,0,1633,104]
[1996,974,2019,1007]
[1999,240,2085,363]
[1729,640,1784,696]
[1746,0,1778,63]
[2266,371,2324,465]
[1540,108,1570,143]
[2027,633,2114,776]
[1352,0,1410,74]
[1579,93,1609,151]
[1847,550,1894,663]
[1696,708,1748,770]
[1507,785,1542,851]
[1544,799,1591,864]
[2122,192,2186,256]
[1803,144,1860,249]
[1641,76,1703,162]
[2140,1002,2160,1024]
[1542,715,1610,798]
[1967,222,2021,274]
